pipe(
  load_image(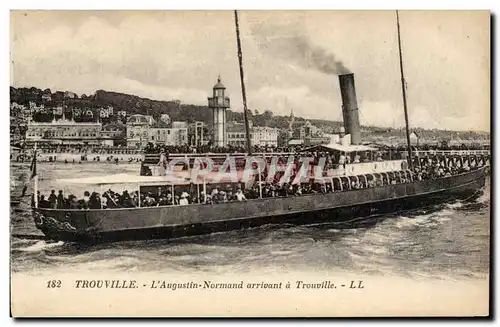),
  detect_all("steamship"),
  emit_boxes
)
[29,11,489,244]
